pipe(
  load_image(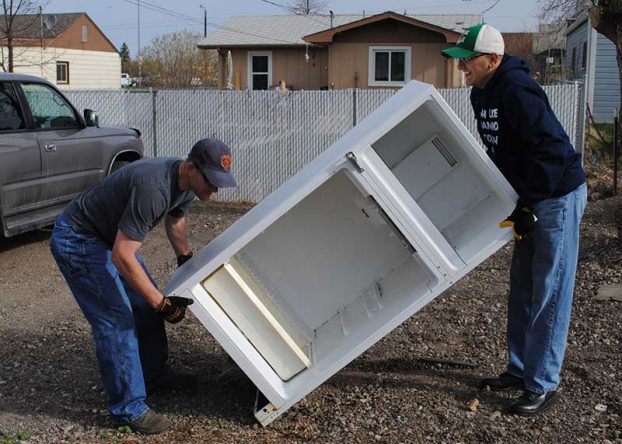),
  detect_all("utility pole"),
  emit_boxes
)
[200,4,207,37]
[39,6,43,76]
[137,0,142,87]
